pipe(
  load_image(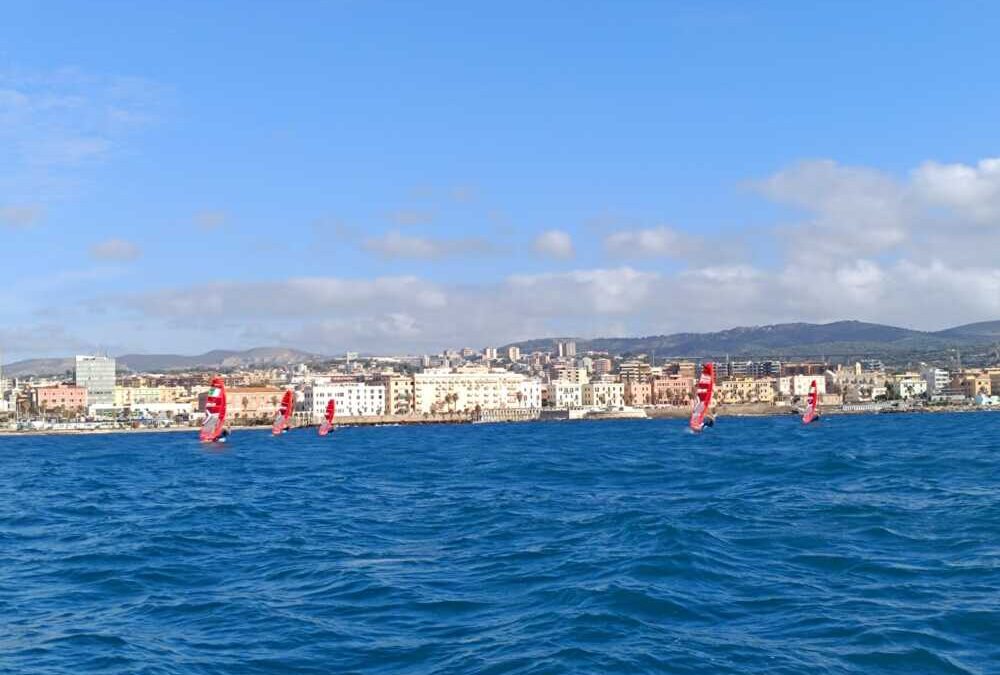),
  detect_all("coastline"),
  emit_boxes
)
[1,403,995,437]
